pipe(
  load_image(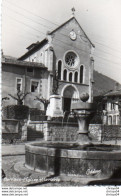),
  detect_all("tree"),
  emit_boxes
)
[2,97,9,101]
[8,90,30,105]
[91,95,106,124]
[34,96,50,112]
